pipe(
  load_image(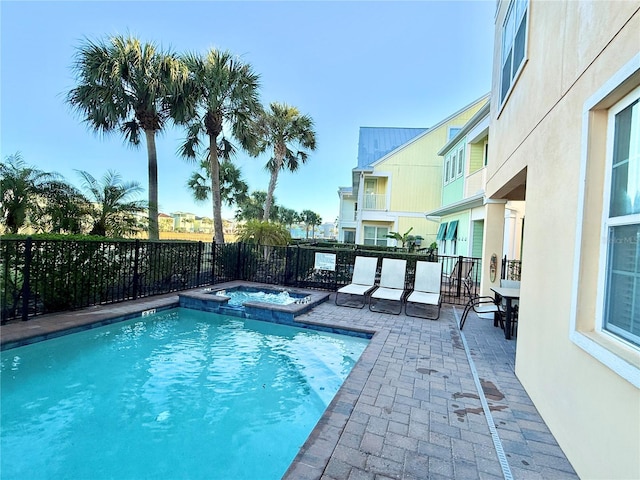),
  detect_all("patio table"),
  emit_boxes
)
[490,286,520,340]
